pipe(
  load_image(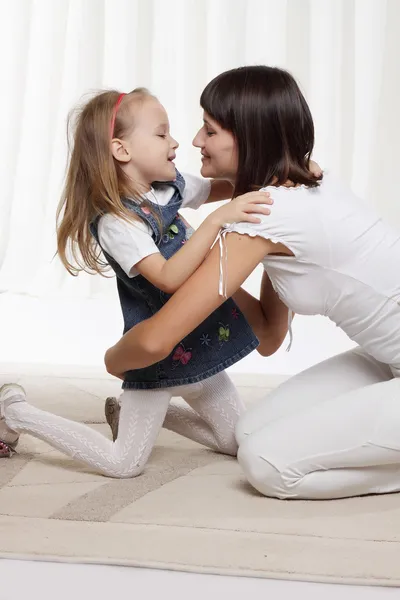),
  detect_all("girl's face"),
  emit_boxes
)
[192,112,238,181]
[113,97,179,188]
